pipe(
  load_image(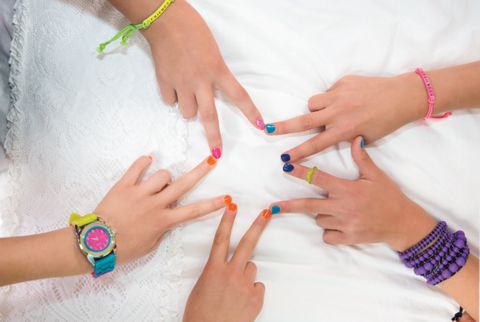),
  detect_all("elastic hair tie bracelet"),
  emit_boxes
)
[97,0,175,54]
[415,68,452,120]
[306,166,318,184]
